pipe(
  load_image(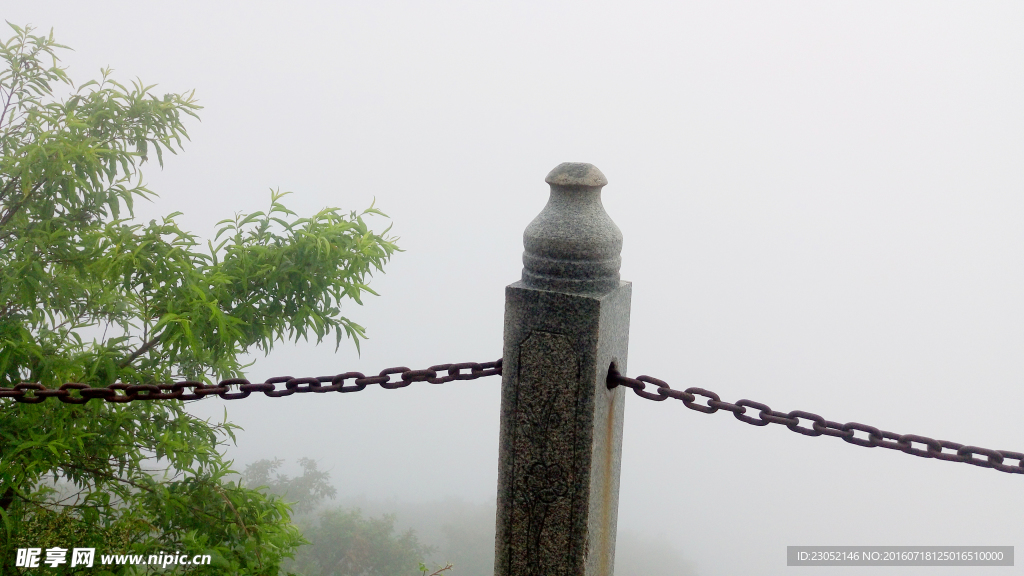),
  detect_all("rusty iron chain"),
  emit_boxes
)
[0,360,502,404]
[607,367,1024,475]
[4,357,1019,476]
